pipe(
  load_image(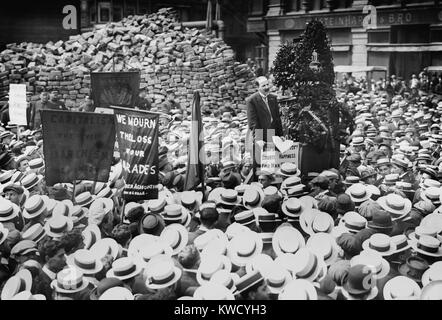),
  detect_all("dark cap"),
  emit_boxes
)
[139,214,165,236]
[2,184,24,195]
